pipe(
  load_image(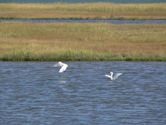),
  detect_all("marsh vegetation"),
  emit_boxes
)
[0,3,166,20]
[0,23,165,61]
